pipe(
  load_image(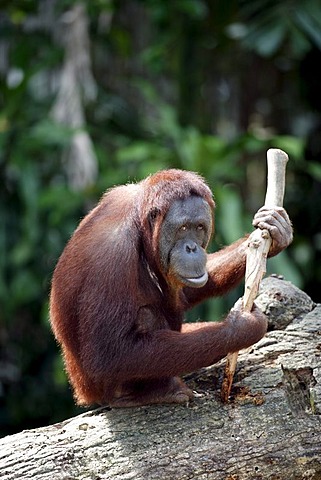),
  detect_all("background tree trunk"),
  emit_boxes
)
[1,277,321,480]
